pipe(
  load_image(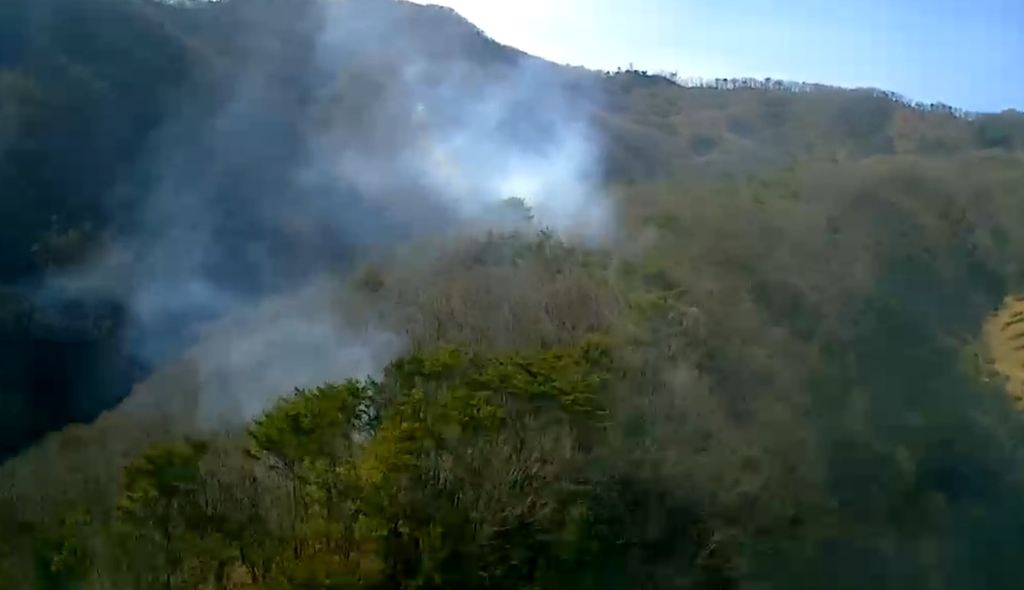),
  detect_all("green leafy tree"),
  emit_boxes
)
[28,505,93,590]
[117,439,210,590]
[247,381,377,559]
[241,340,616,589]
